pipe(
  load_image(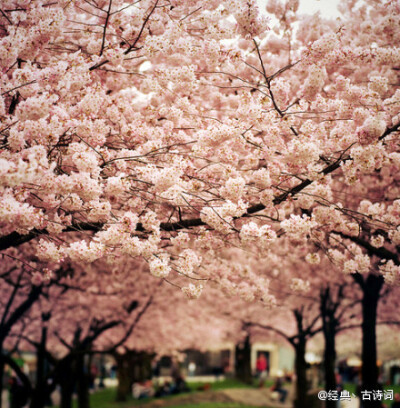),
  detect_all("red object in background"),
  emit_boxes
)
[256,354,268,372]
